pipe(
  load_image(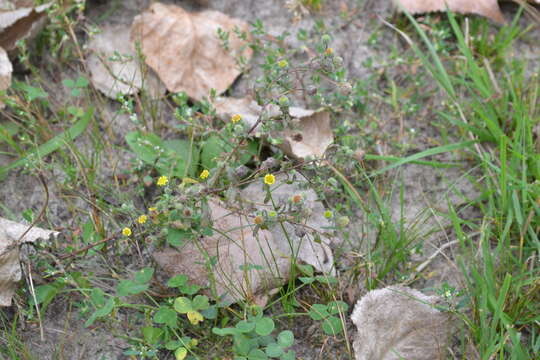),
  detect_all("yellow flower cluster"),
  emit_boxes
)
[157,175,168,186]
[199,169,209,179]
